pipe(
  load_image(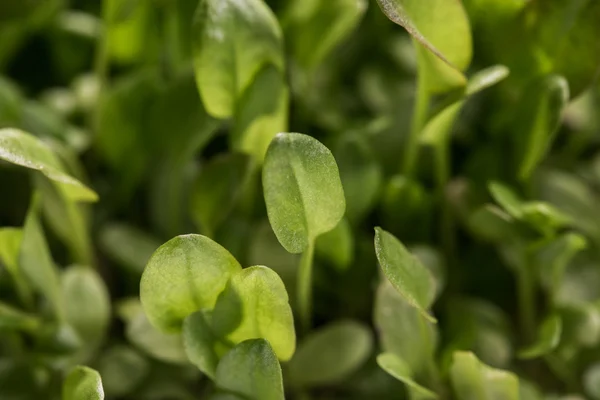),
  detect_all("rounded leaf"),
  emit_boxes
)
[140,234,241,333]
[288,320,372,387]
[263,132,346,253]
[212,266,296,361]
[63,366,104,400]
